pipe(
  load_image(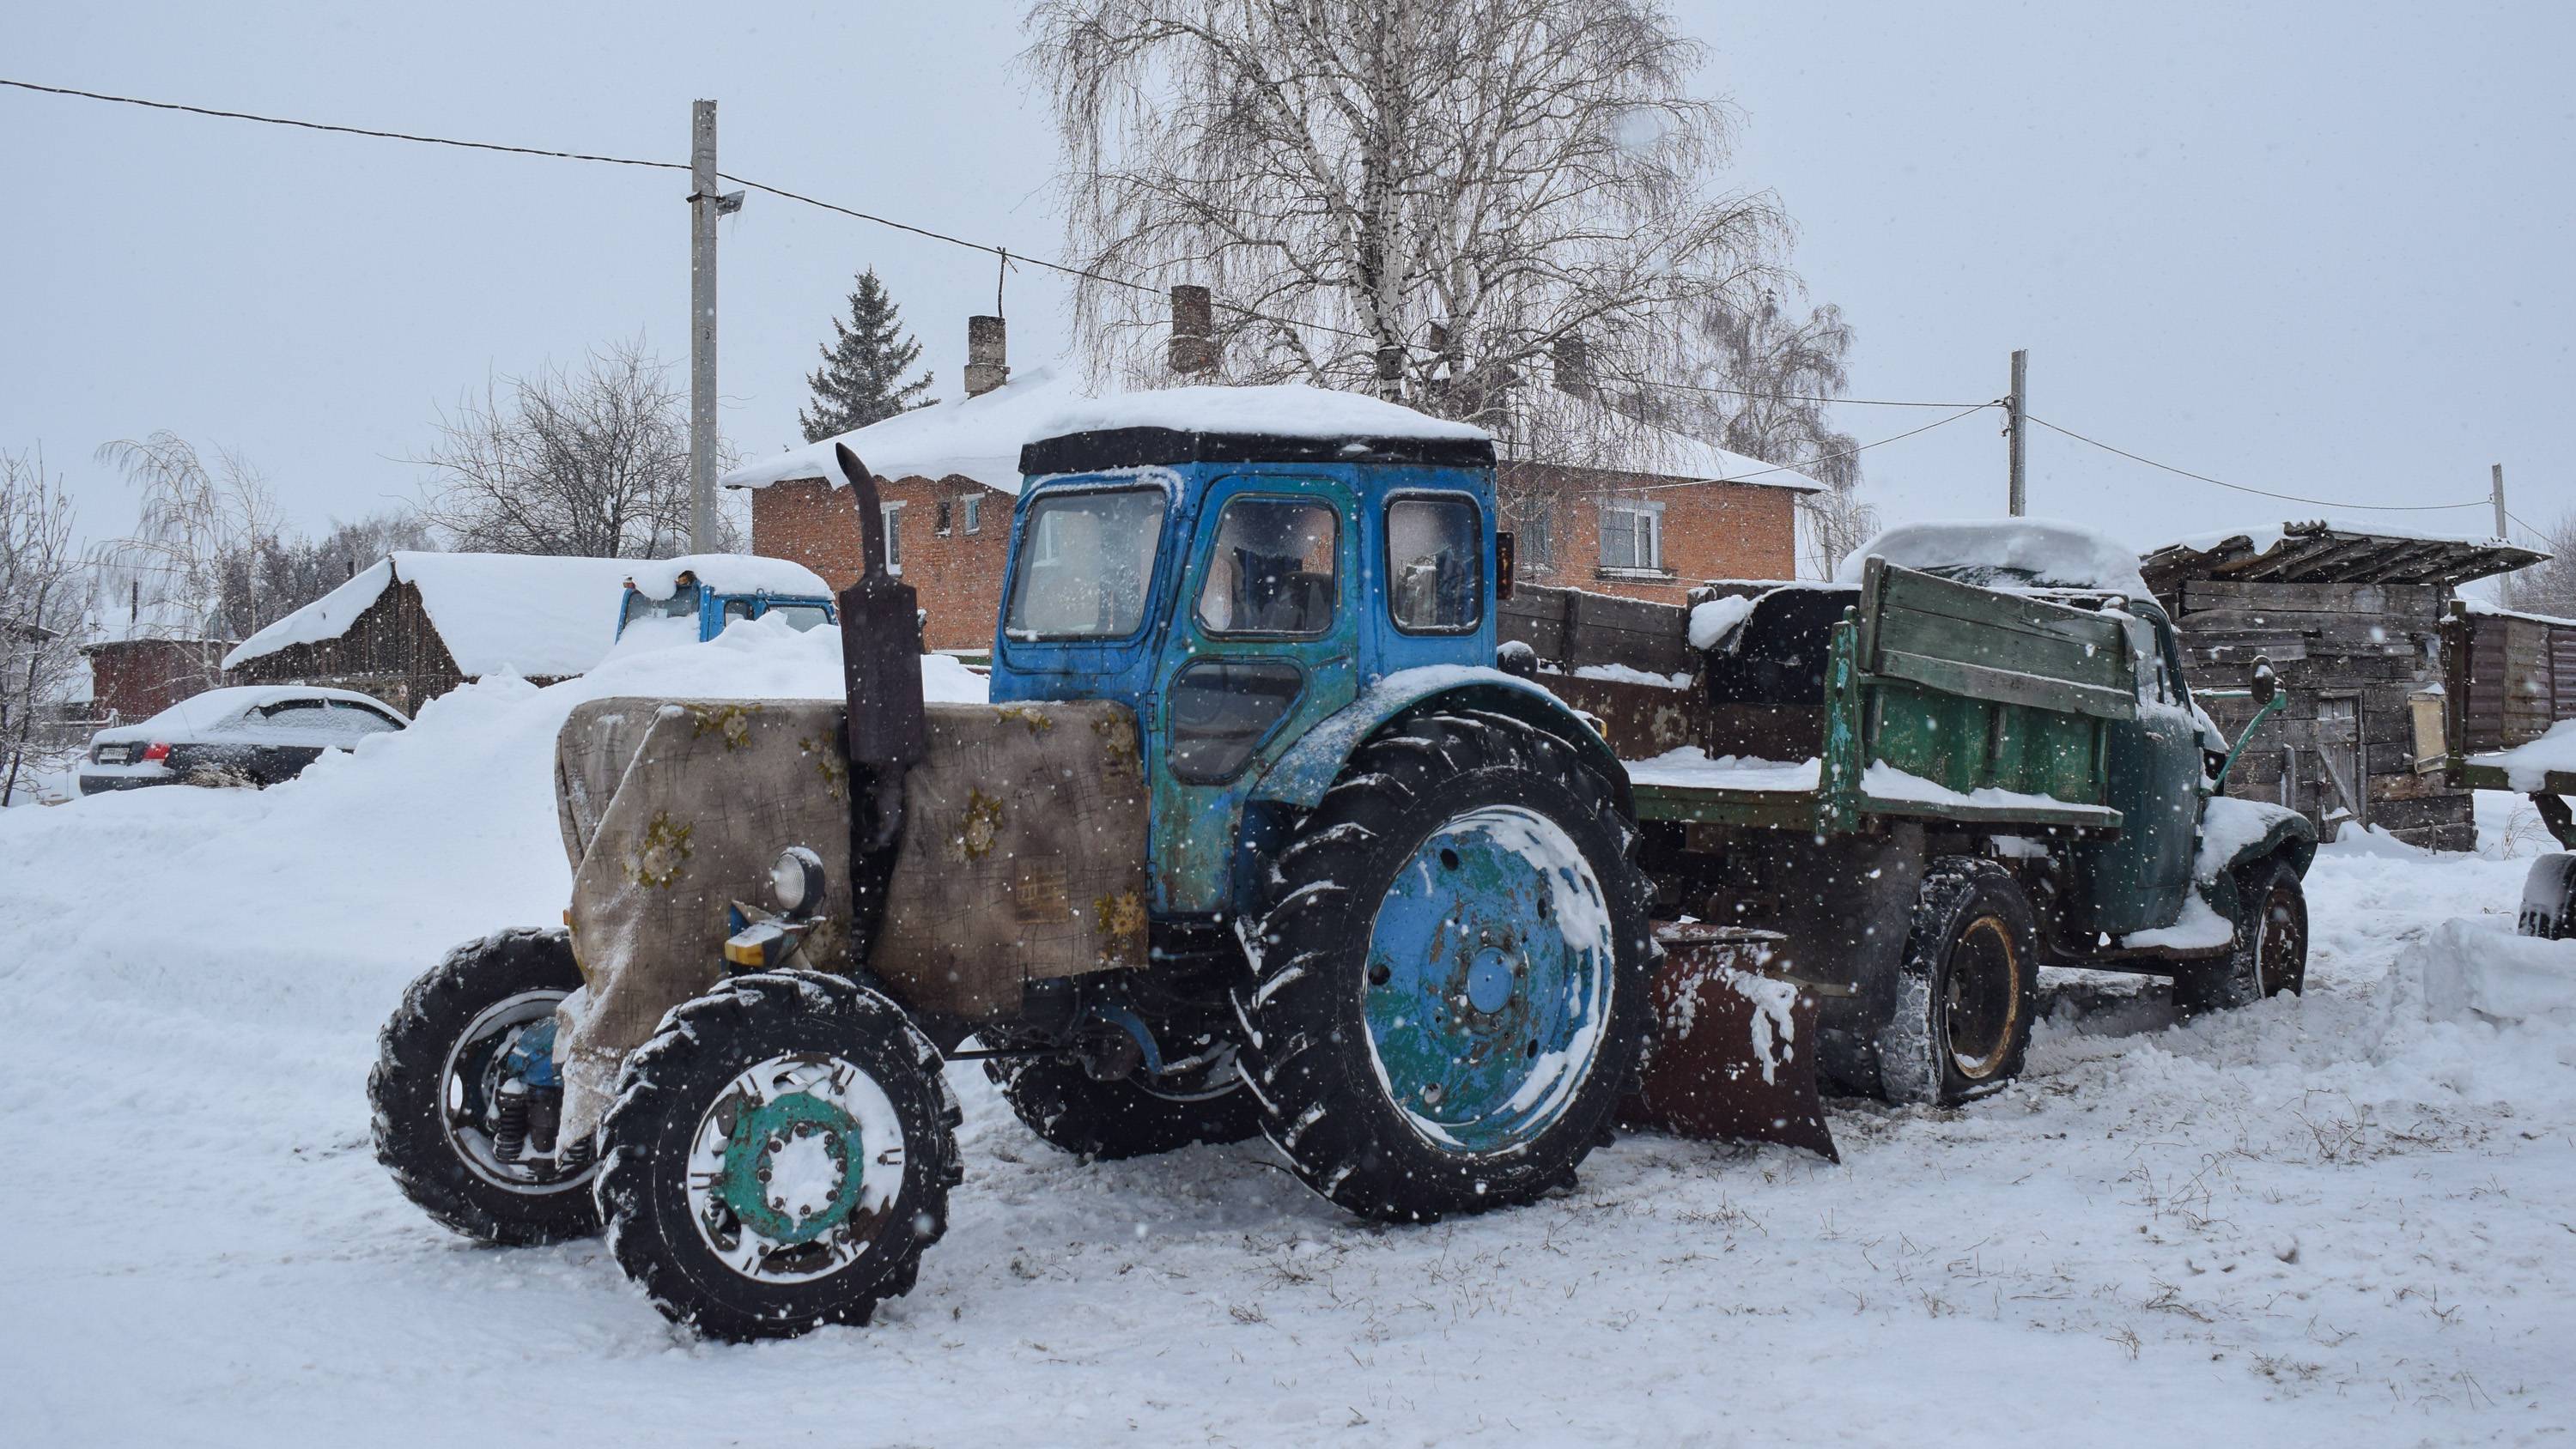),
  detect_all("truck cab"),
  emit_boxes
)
[611,555,838,649]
